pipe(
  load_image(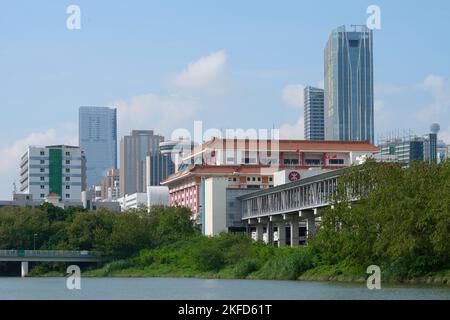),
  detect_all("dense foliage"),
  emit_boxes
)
[0,205,194,259]
[312,159,450,279]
